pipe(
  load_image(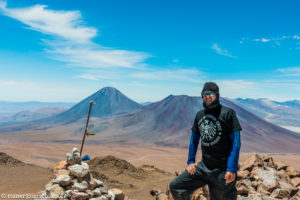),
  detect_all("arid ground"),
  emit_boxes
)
[0,141,300,199]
